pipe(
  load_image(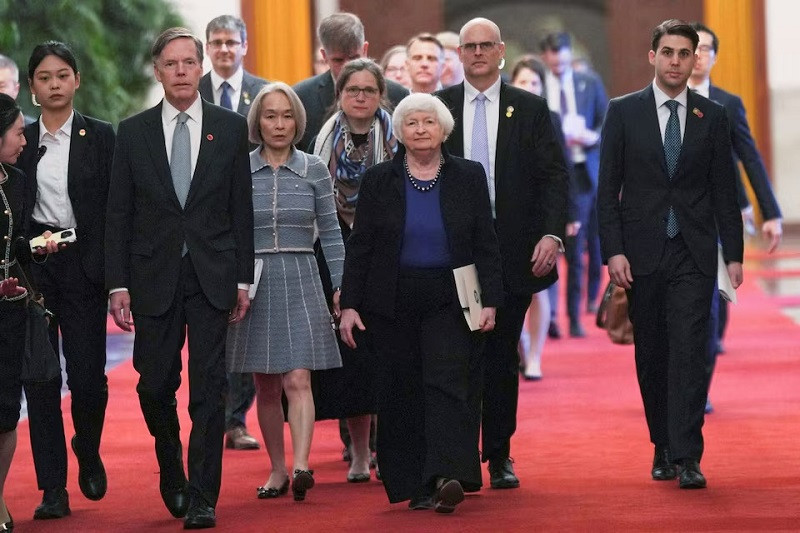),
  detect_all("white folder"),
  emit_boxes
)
[453,264,483,331]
